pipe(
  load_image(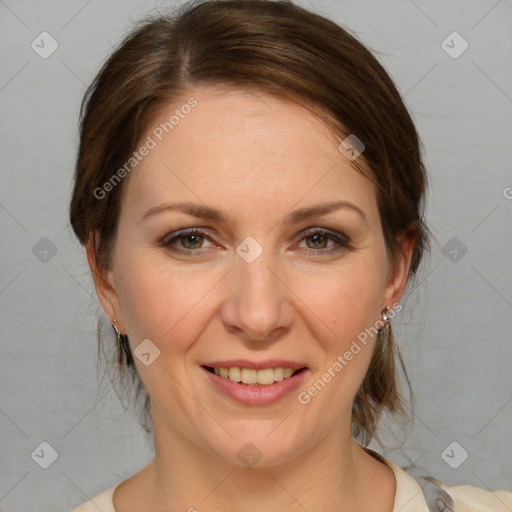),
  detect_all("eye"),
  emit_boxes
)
[161,228,216,255]
[295,228,352,254]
